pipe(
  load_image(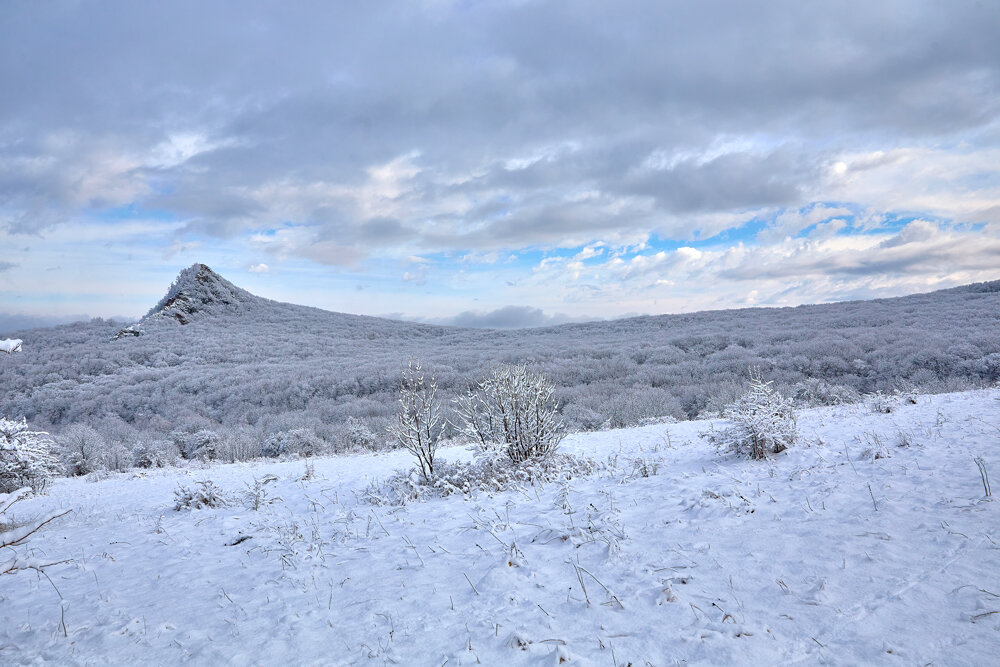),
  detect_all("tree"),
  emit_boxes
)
[387,361,442,479]
[713,368,796,460]
[0,418,59,494]
[57,424,109,476]
[455,363,565,464]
